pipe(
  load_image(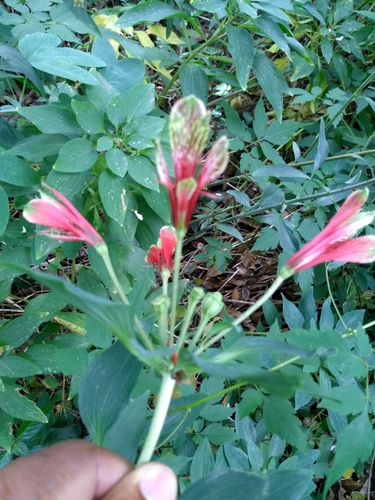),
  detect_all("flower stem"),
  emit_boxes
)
[137,373,176,466]
[196,275,285,354]
[169,234,184,345]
